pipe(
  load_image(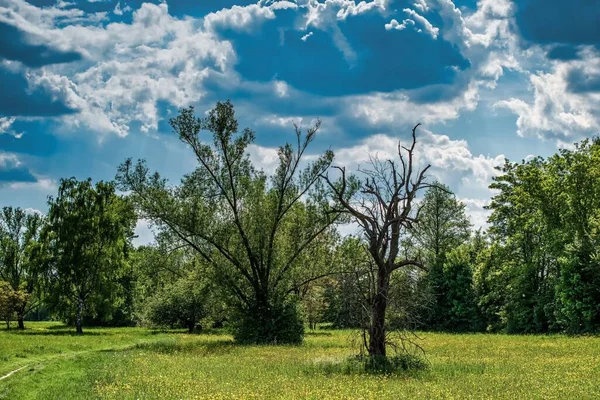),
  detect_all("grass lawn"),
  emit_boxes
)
[1,322,600,399]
